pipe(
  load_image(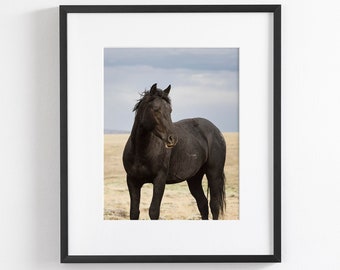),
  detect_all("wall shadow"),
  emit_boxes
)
[31,7,60,266]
